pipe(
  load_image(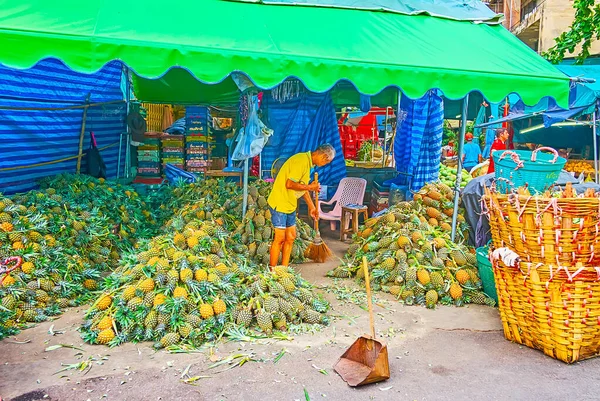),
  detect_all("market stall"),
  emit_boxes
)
[0,0,578,357]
